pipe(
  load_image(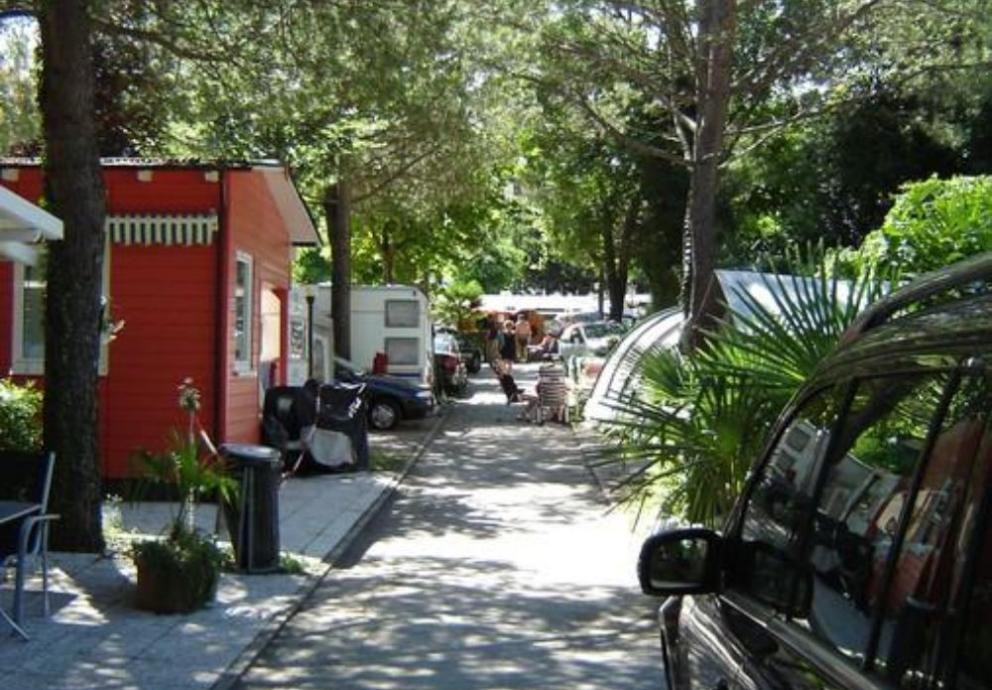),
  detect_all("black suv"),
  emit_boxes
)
[639,254,992,690]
